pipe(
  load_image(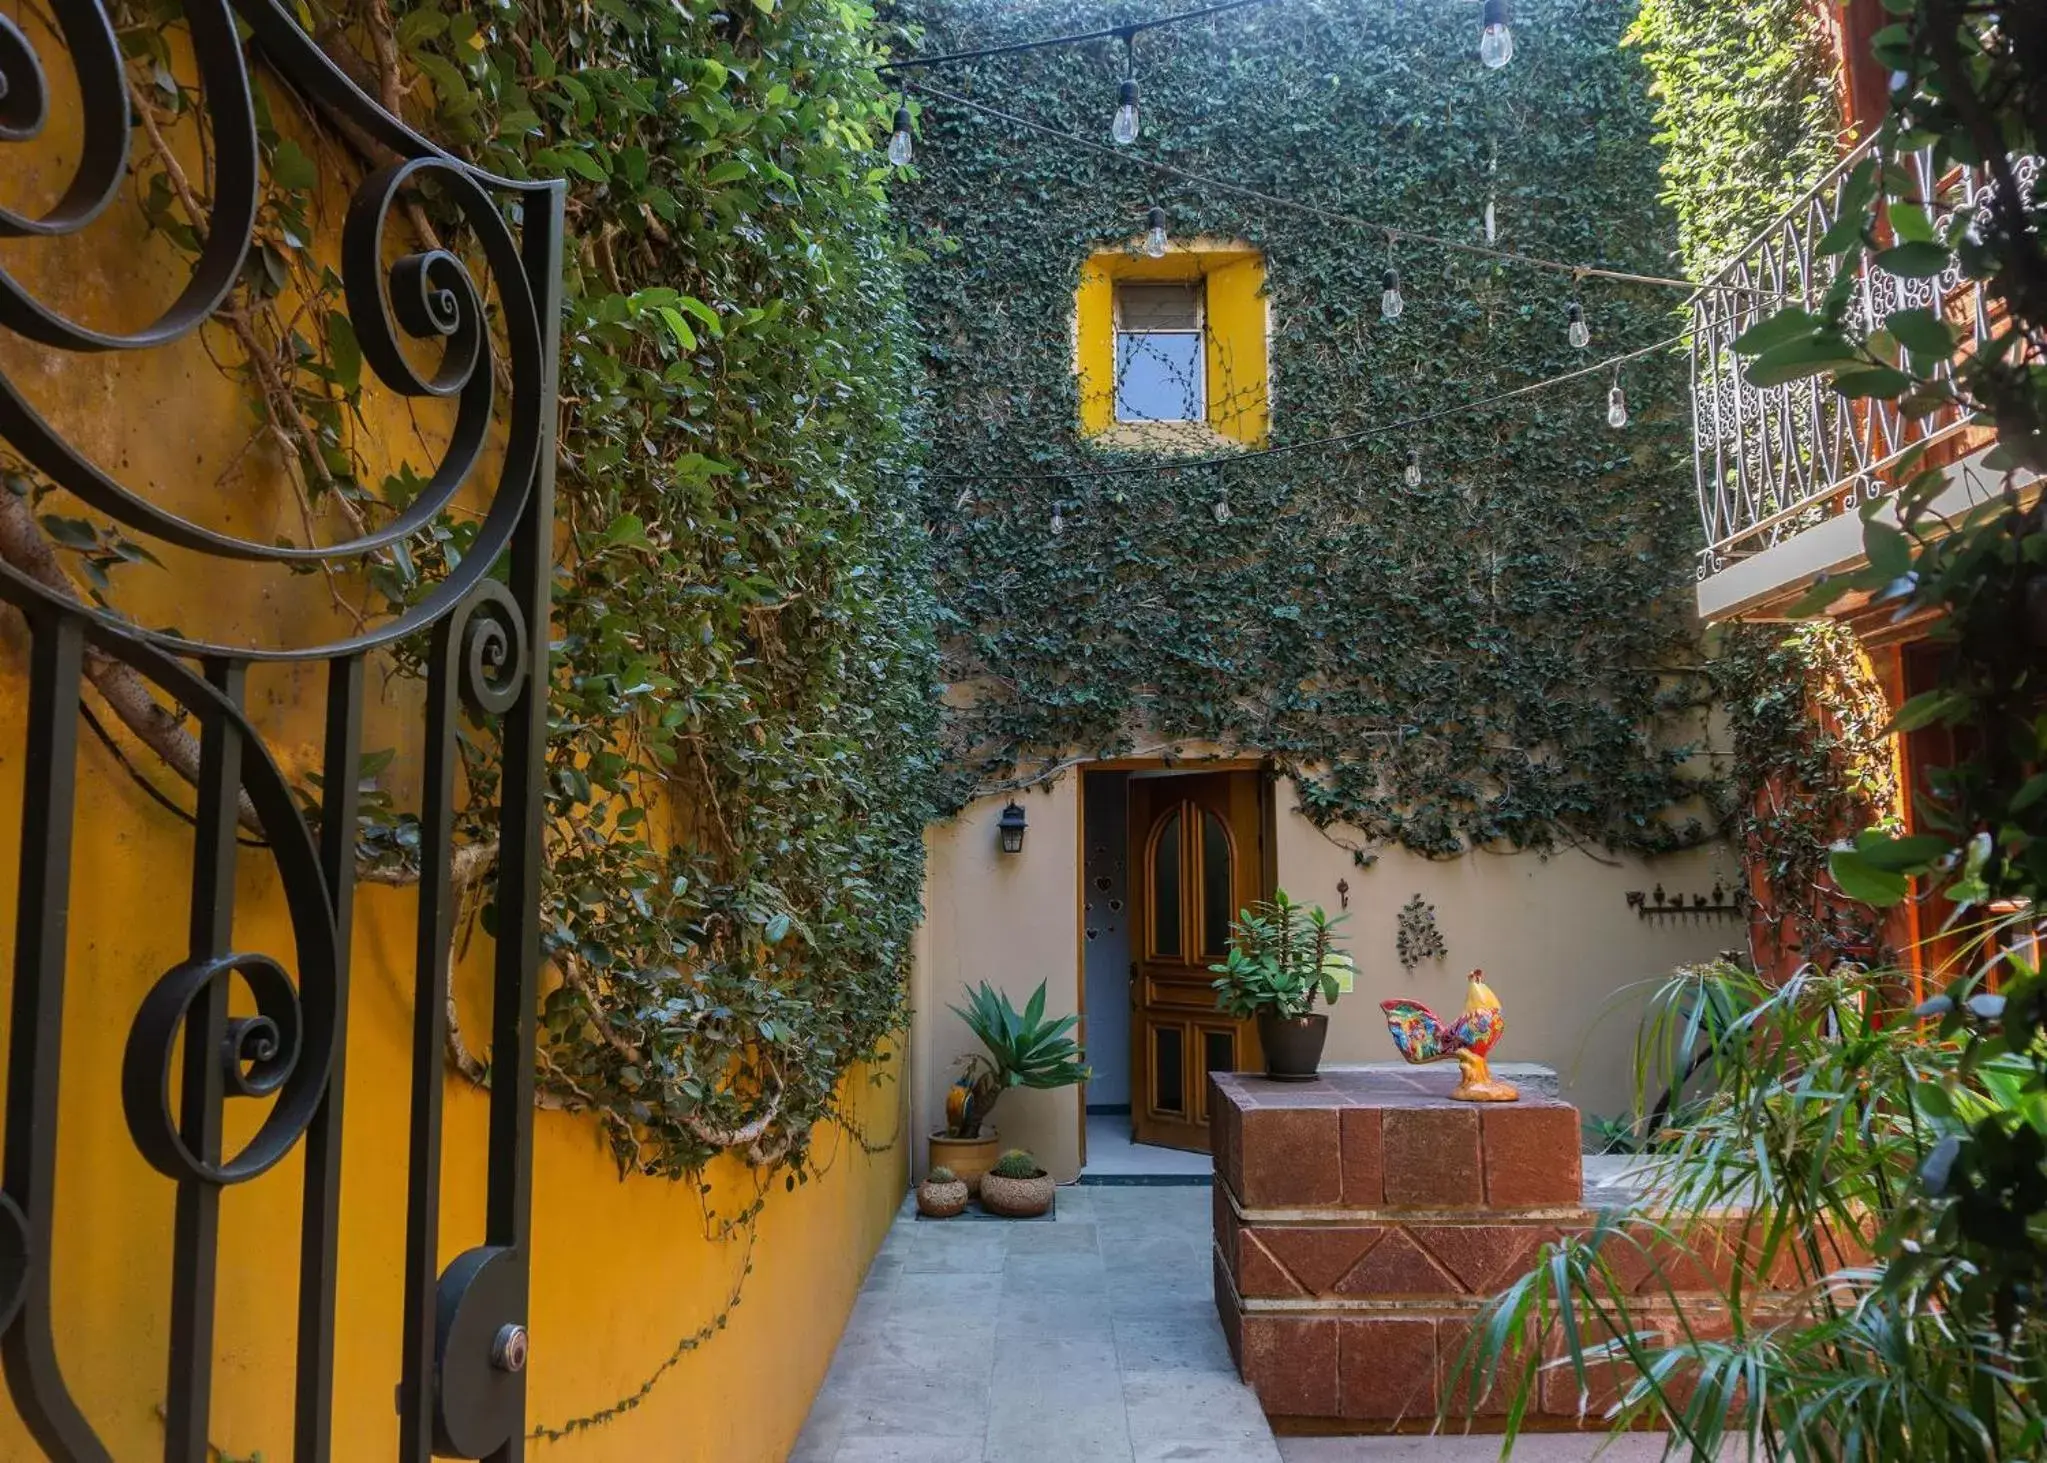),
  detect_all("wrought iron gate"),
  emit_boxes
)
[0,0,562,1456]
